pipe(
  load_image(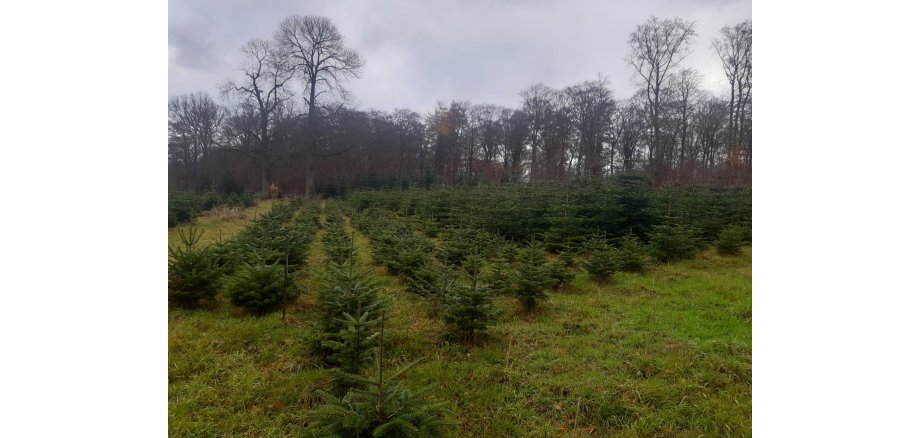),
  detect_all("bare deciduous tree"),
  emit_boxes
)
[627,16,696,184]
[168,92,225,189]
[274,15,365,197]
[220,39,295,195]
[713,20,752,182]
